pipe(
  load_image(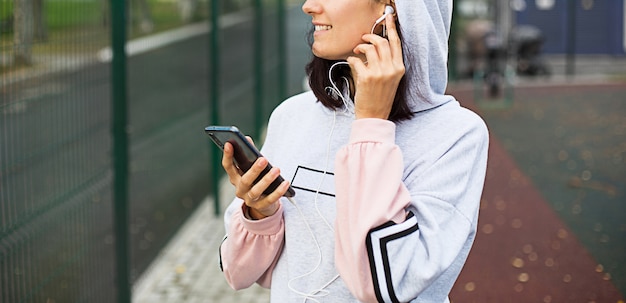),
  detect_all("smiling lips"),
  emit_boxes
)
[315,25,332,31]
